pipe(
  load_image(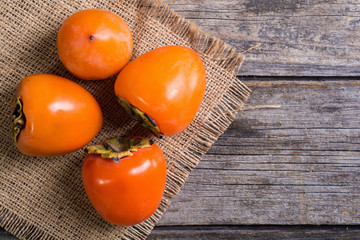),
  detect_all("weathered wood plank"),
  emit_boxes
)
[164,0,360,76]
[0,229,15,240]
[149,225,360,239]
[158,78,360,225]
[2,225,360,240]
